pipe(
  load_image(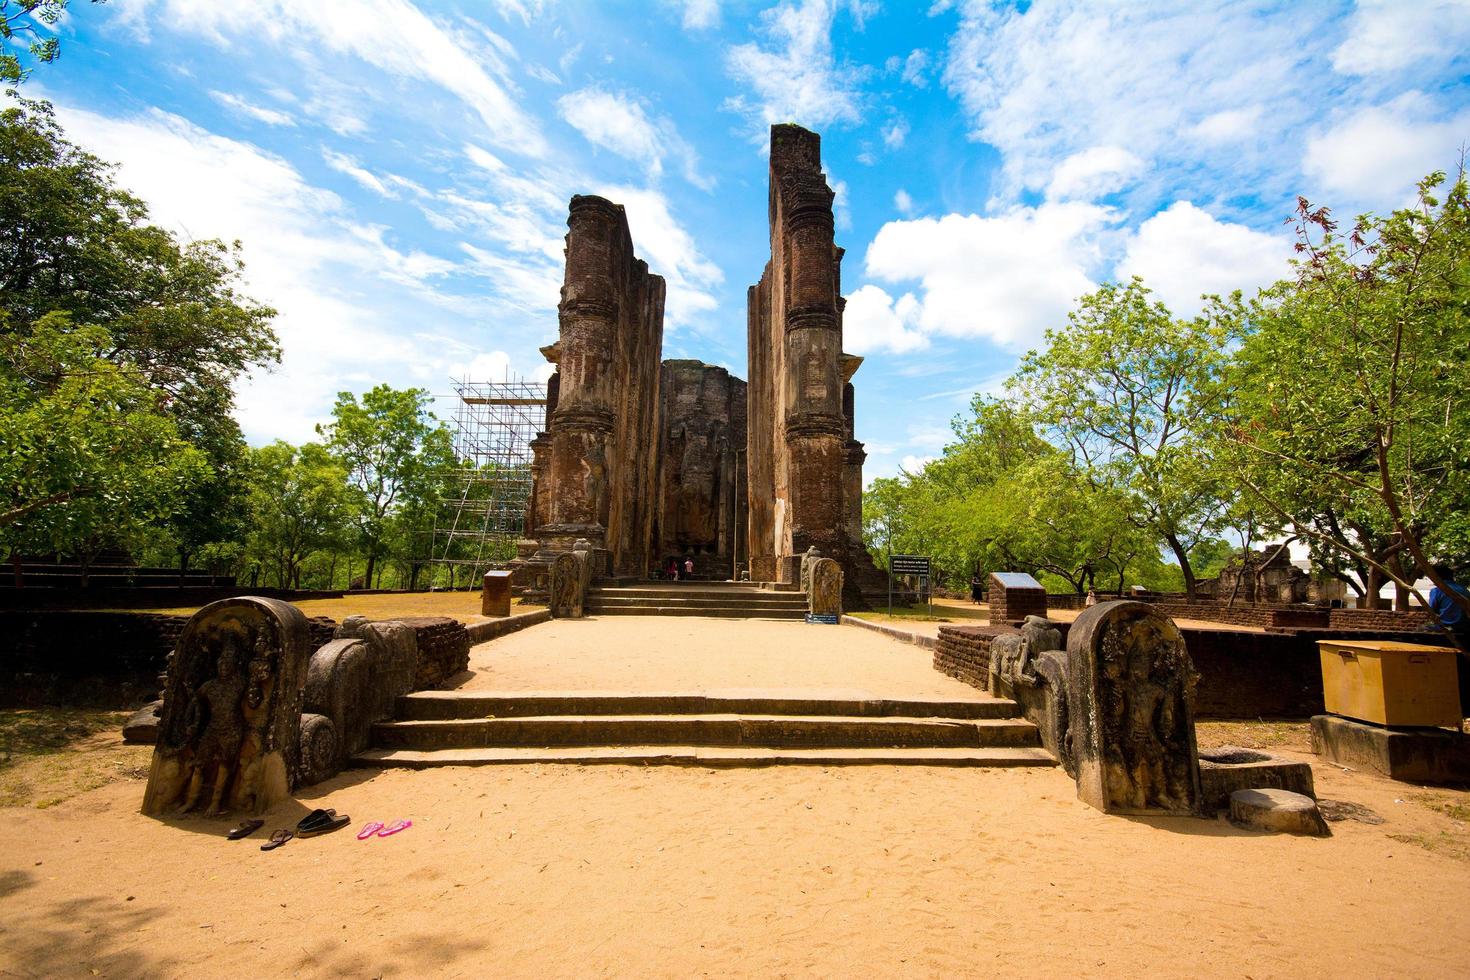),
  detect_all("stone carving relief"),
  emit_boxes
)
[987,615,1063,697]
[142,597,310,817]
[1065,601,1202,815]
[808,558,843,618]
